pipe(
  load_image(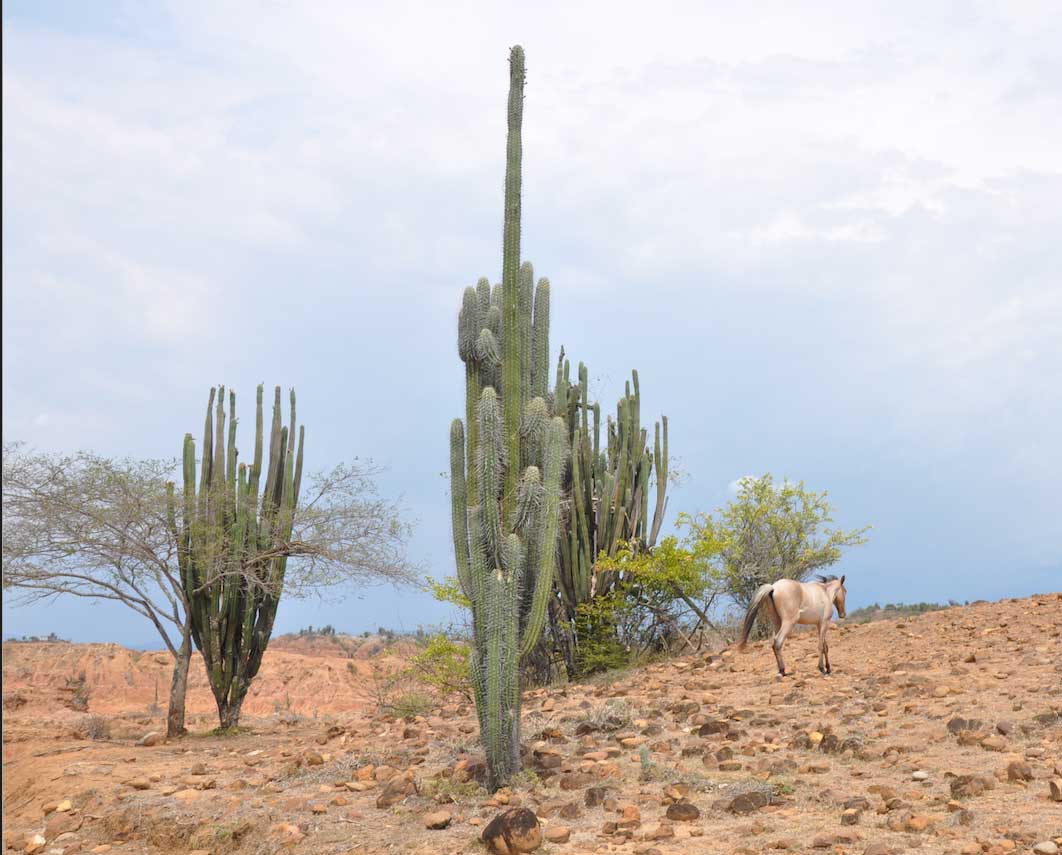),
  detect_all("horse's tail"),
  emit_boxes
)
[737,584,774,650]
